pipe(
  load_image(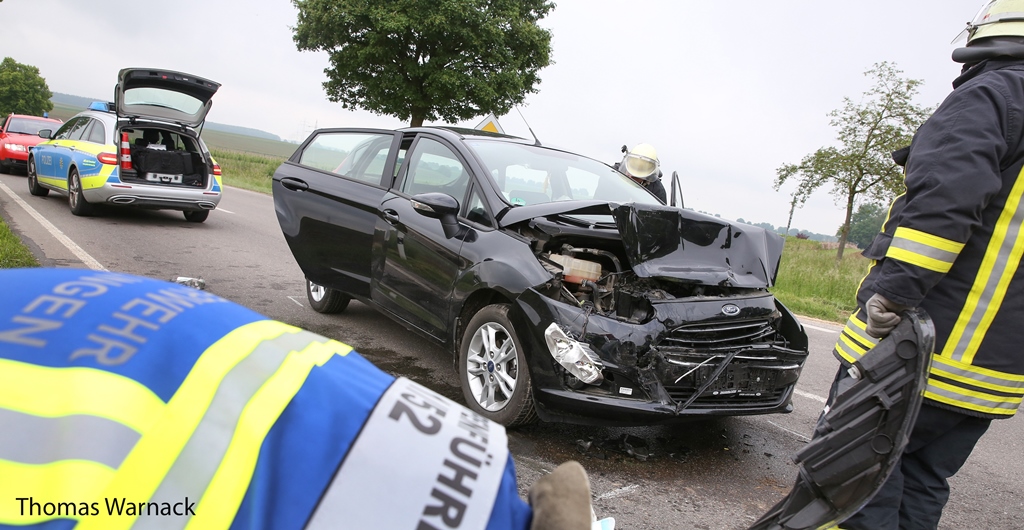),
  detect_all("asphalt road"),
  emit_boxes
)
[1,171,1021,529]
